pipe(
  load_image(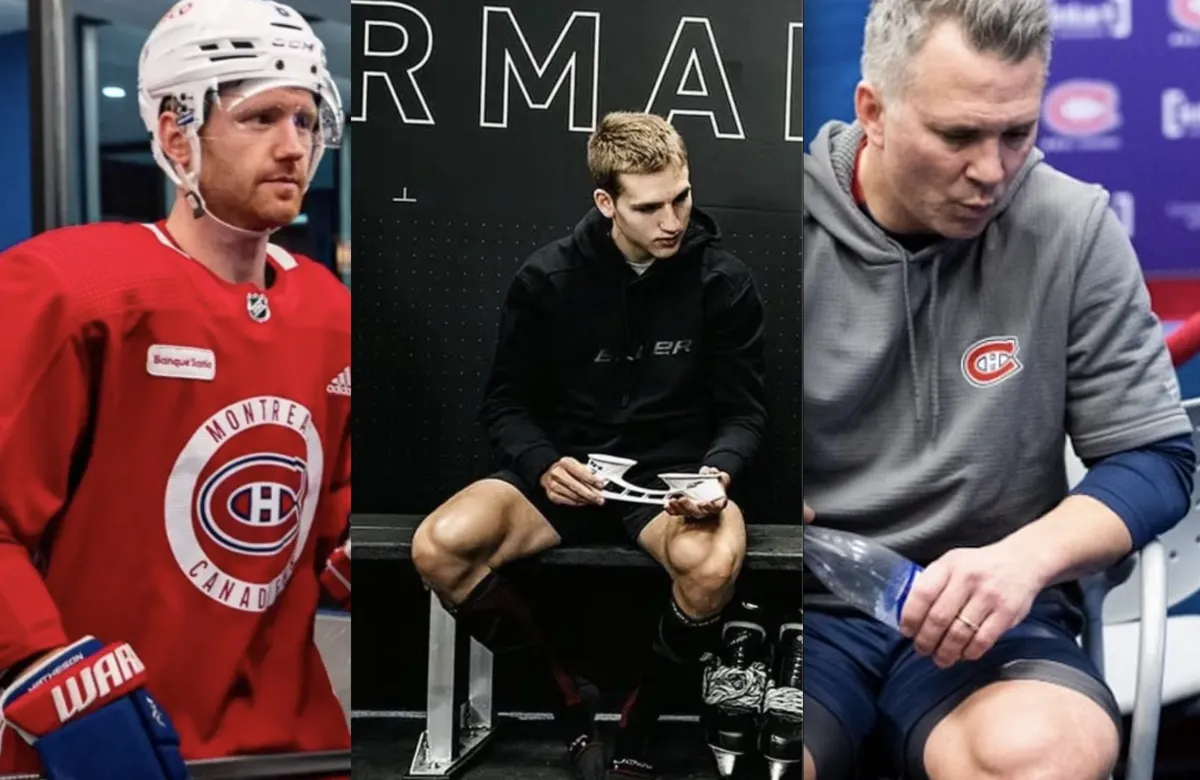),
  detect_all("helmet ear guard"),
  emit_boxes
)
[141,88,212,219]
